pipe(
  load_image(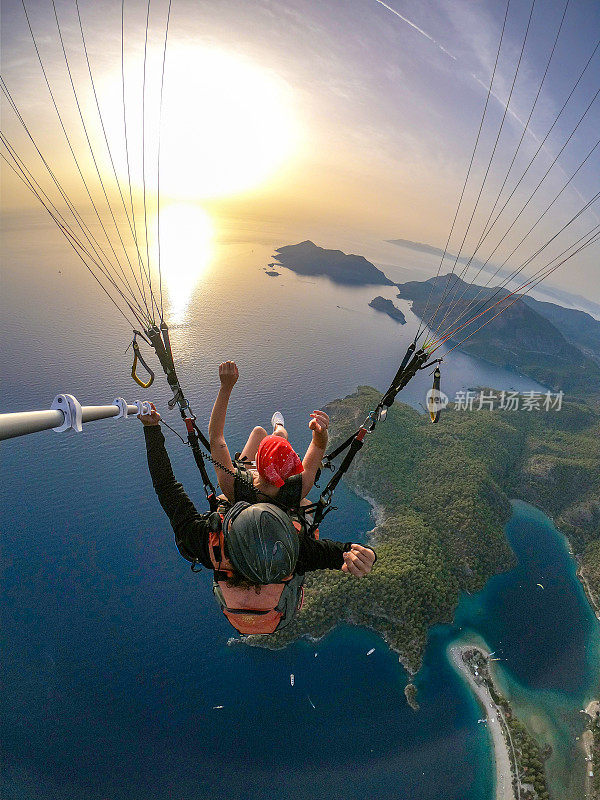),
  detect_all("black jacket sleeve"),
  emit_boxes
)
[295,531,378,574]
[144,425,213,568]
[295,531,352,573]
